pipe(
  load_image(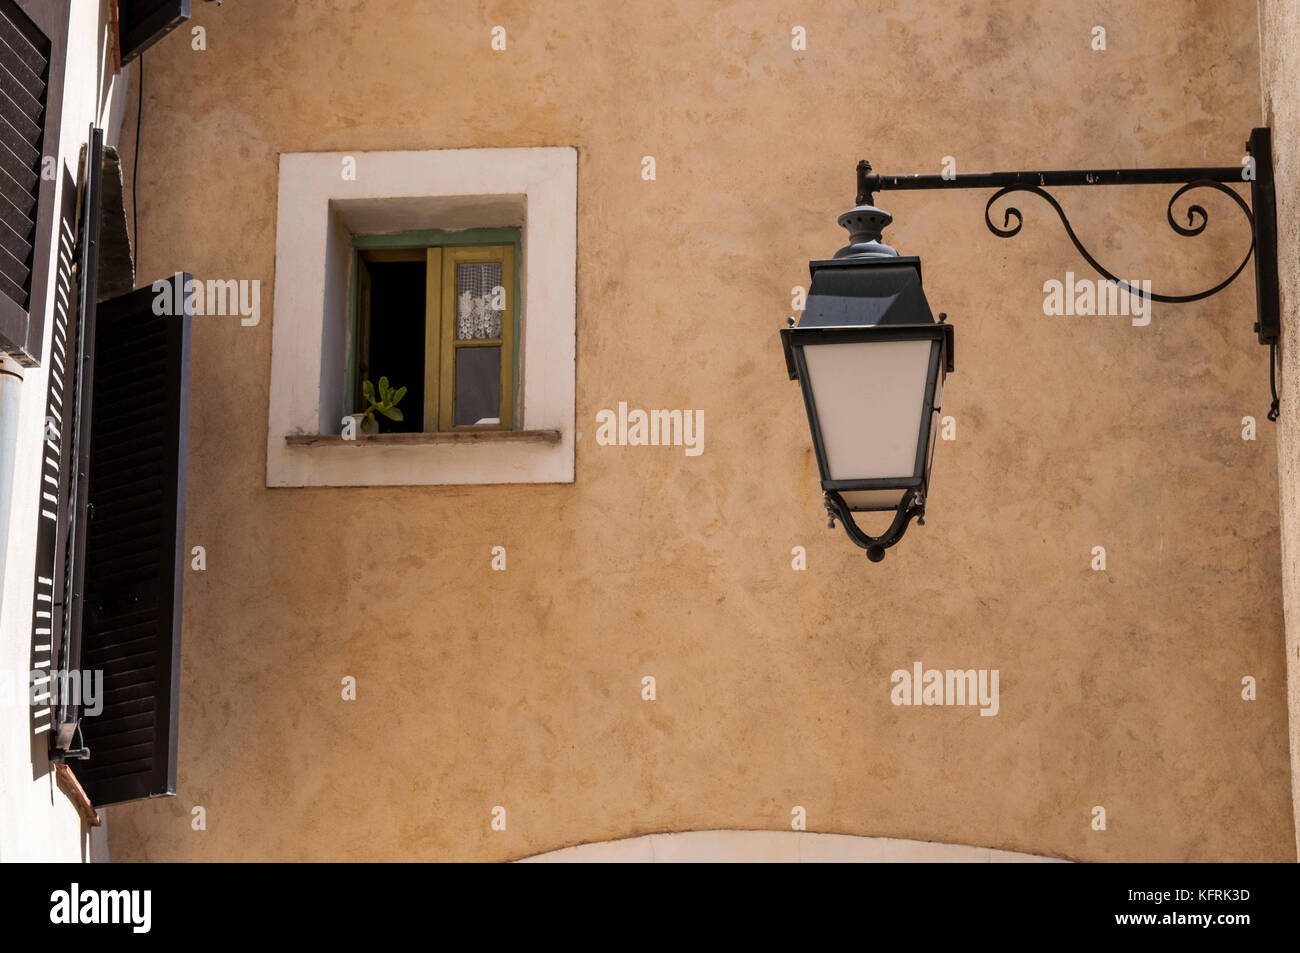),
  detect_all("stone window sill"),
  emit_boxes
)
[273,427,572,486]
[284,430,562,447]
